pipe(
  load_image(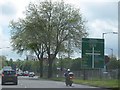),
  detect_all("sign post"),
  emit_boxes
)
[92,46,95,69]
